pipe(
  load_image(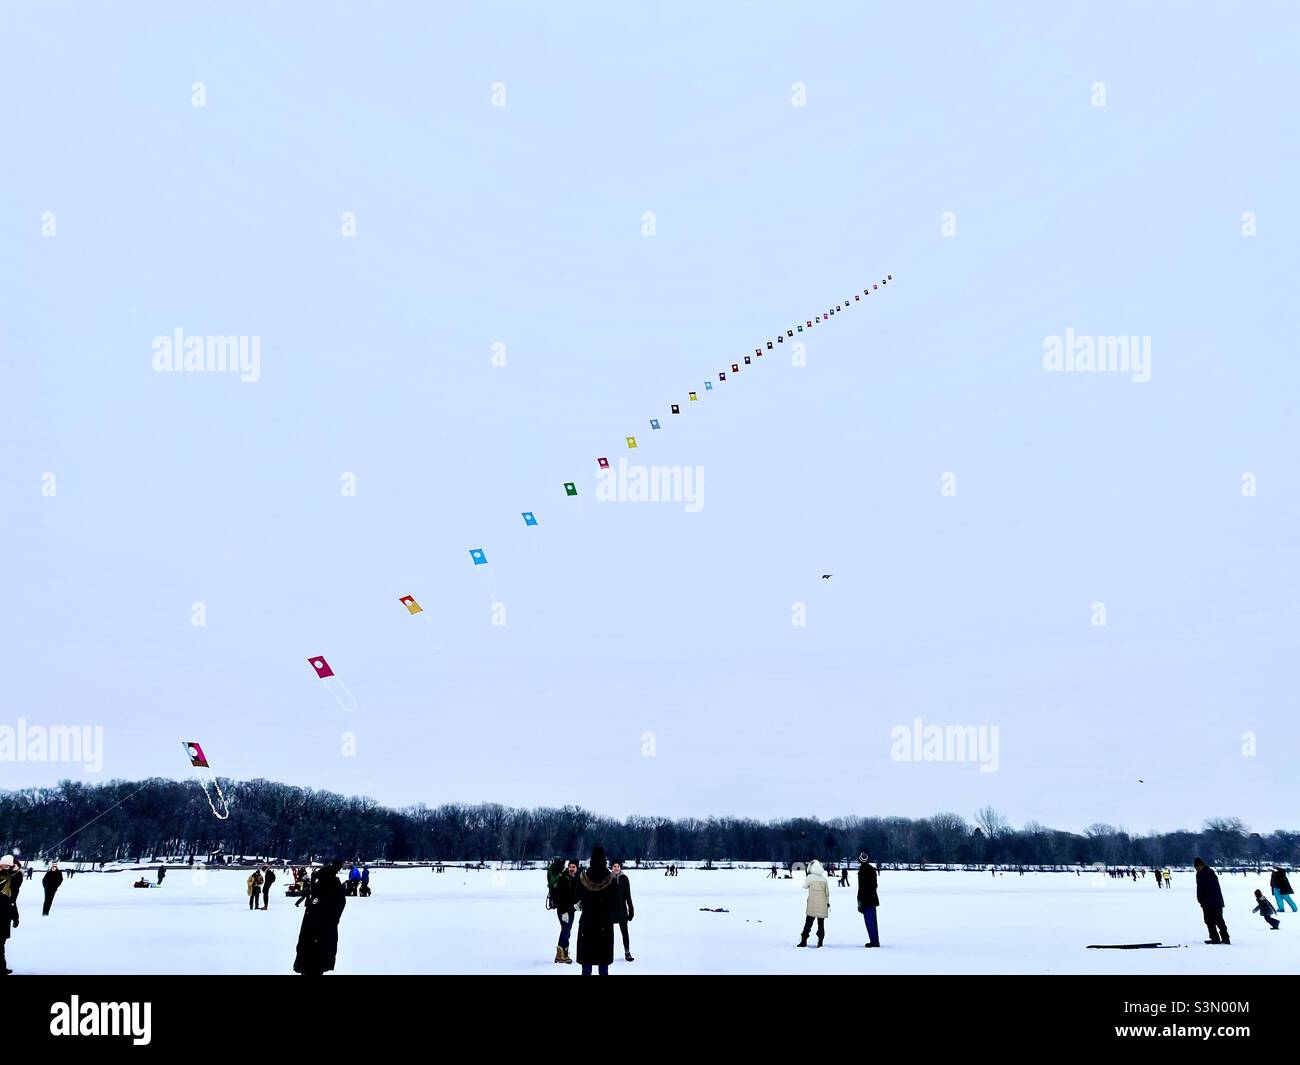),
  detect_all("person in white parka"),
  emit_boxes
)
[797,859,831,947]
